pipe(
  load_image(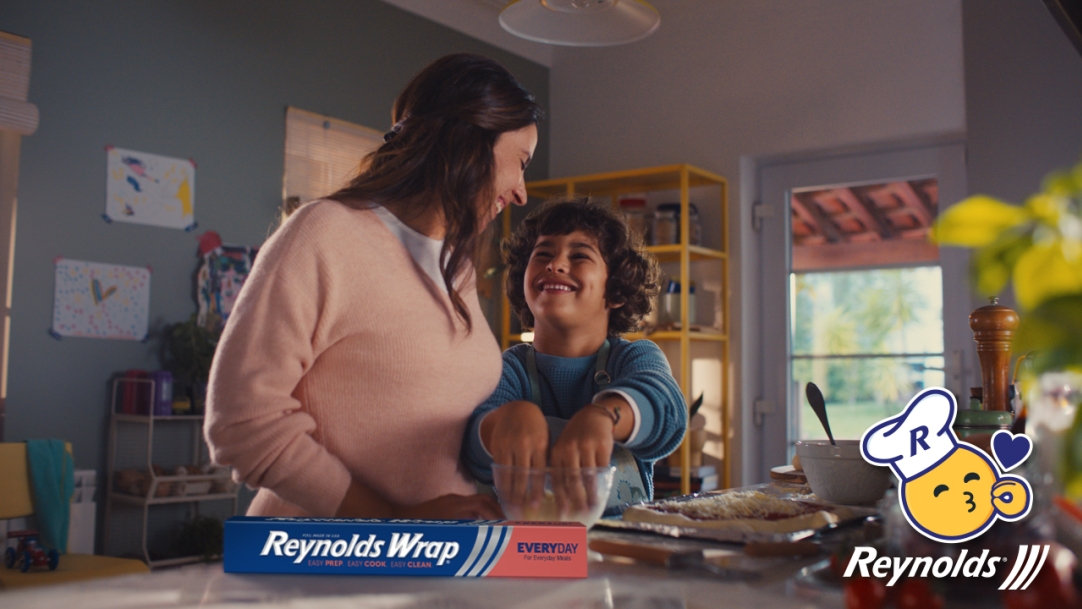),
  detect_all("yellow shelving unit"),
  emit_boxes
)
[500,164,730,494]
